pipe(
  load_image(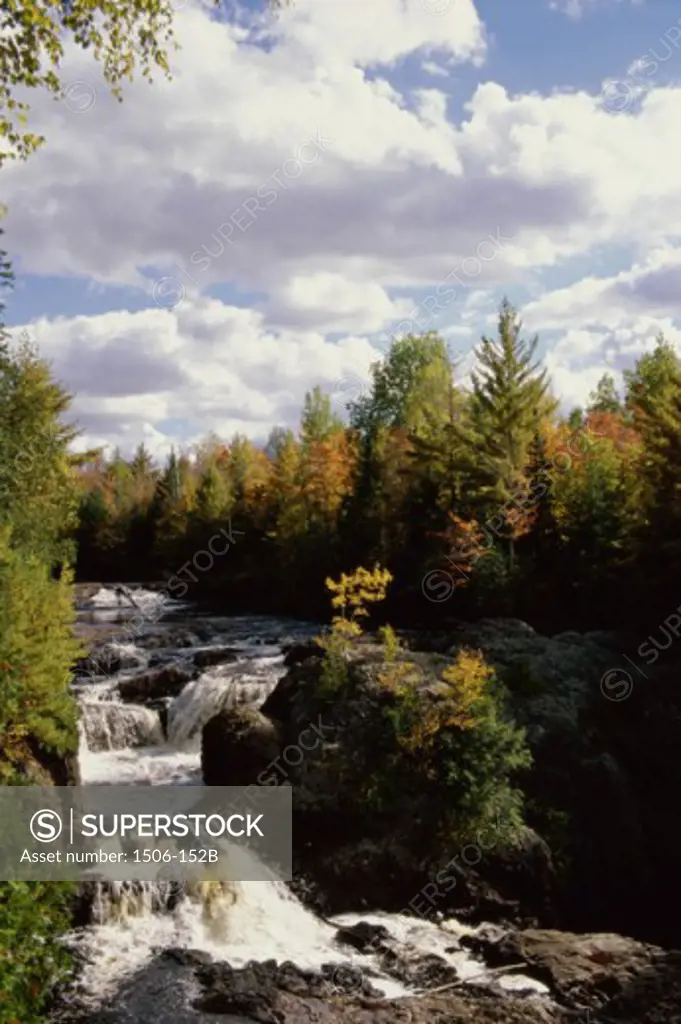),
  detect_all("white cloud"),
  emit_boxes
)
[524,248,681,329]
[9,298,382,458]
[5,0,681,449]
[549,0,644,19]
